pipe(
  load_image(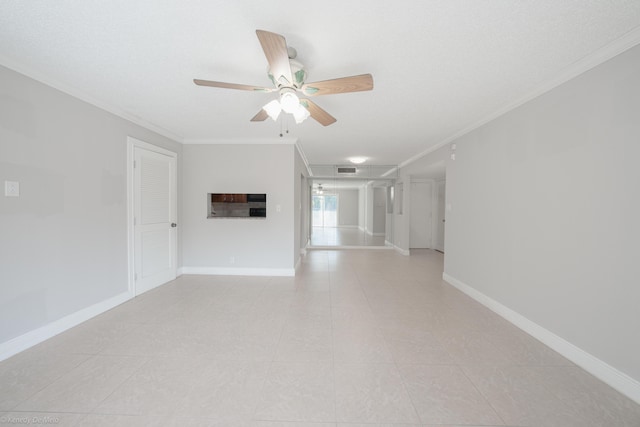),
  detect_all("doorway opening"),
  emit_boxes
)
[312,194,338,227]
